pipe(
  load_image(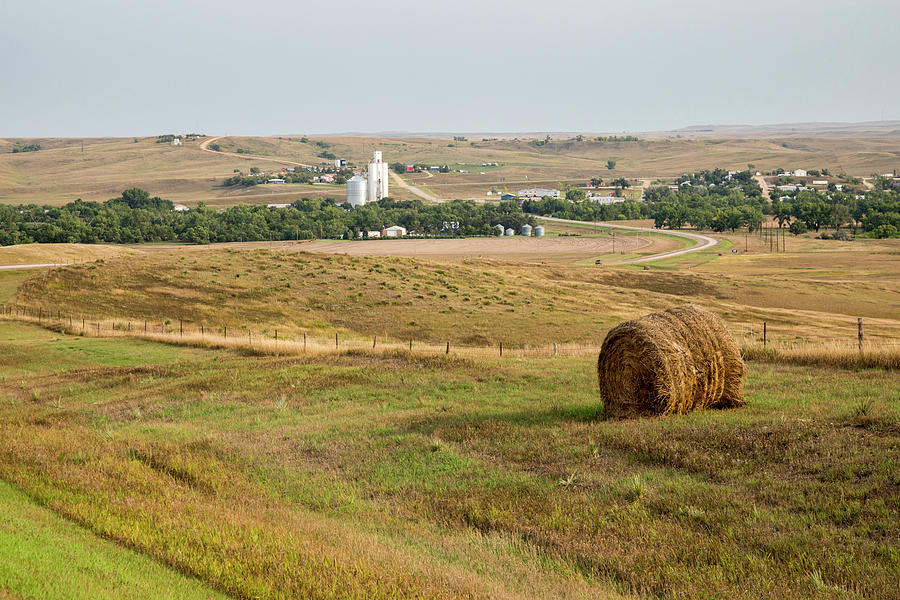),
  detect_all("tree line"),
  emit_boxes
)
[523,169,900,238]
[0,188,534,246]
